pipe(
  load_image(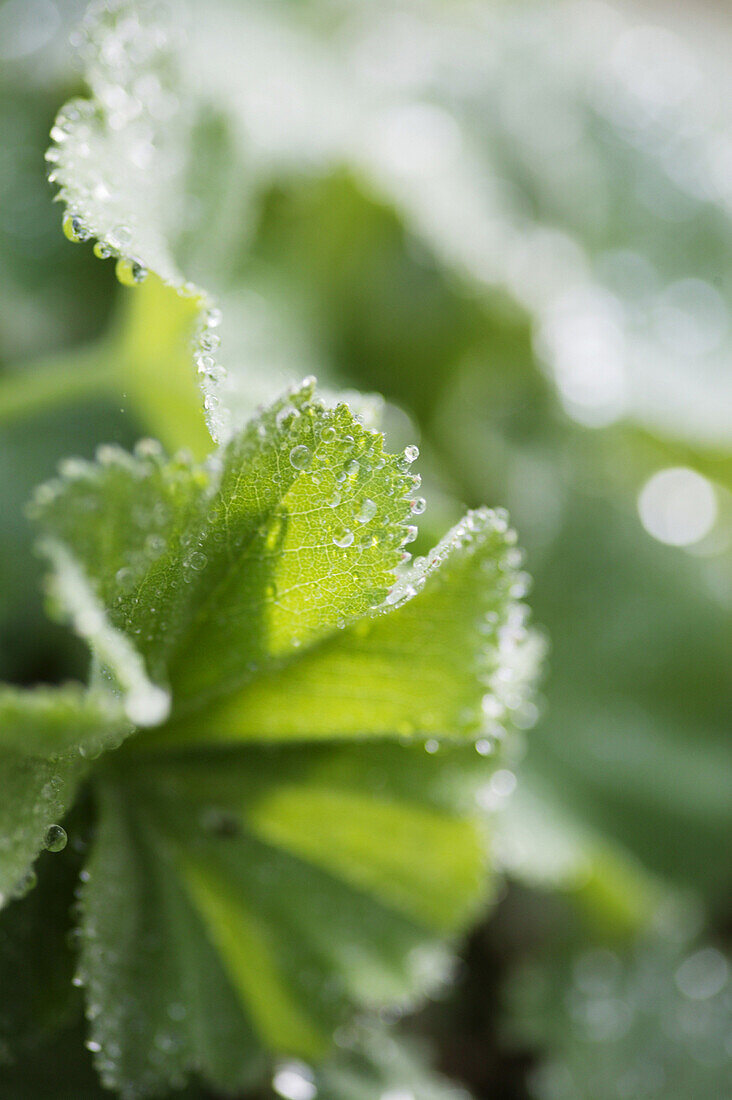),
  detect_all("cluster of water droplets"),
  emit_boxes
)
[344,497,542,769]
[248,388,425,633]
[323,437,420,566]
[192,300,234,442]
[46,0,238,443]
[47,20,173,284]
